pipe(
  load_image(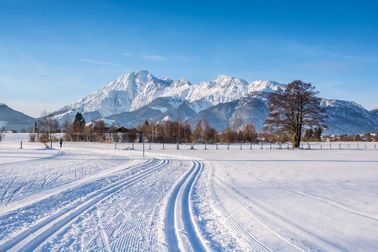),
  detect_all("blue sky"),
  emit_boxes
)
[0,0,377,117]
